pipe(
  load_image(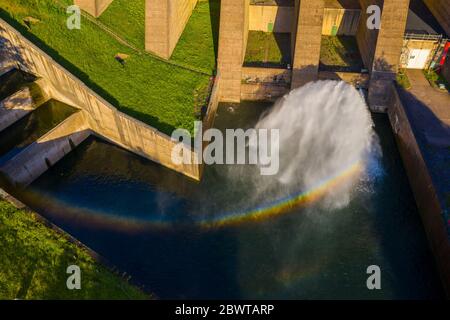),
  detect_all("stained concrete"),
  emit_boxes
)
[291,0,325,88]
[145,0,198,59]
[388,82,450,296]
[74,0,114,17]
[217,0,250,102]
[423,0,450,37]
[0,78,48,133]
